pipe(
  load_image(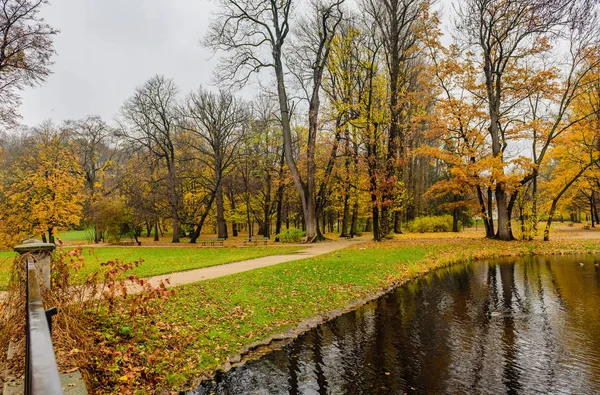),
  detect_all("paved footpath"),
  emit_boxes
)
[128,238,366,293]
[0,239,366,301]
